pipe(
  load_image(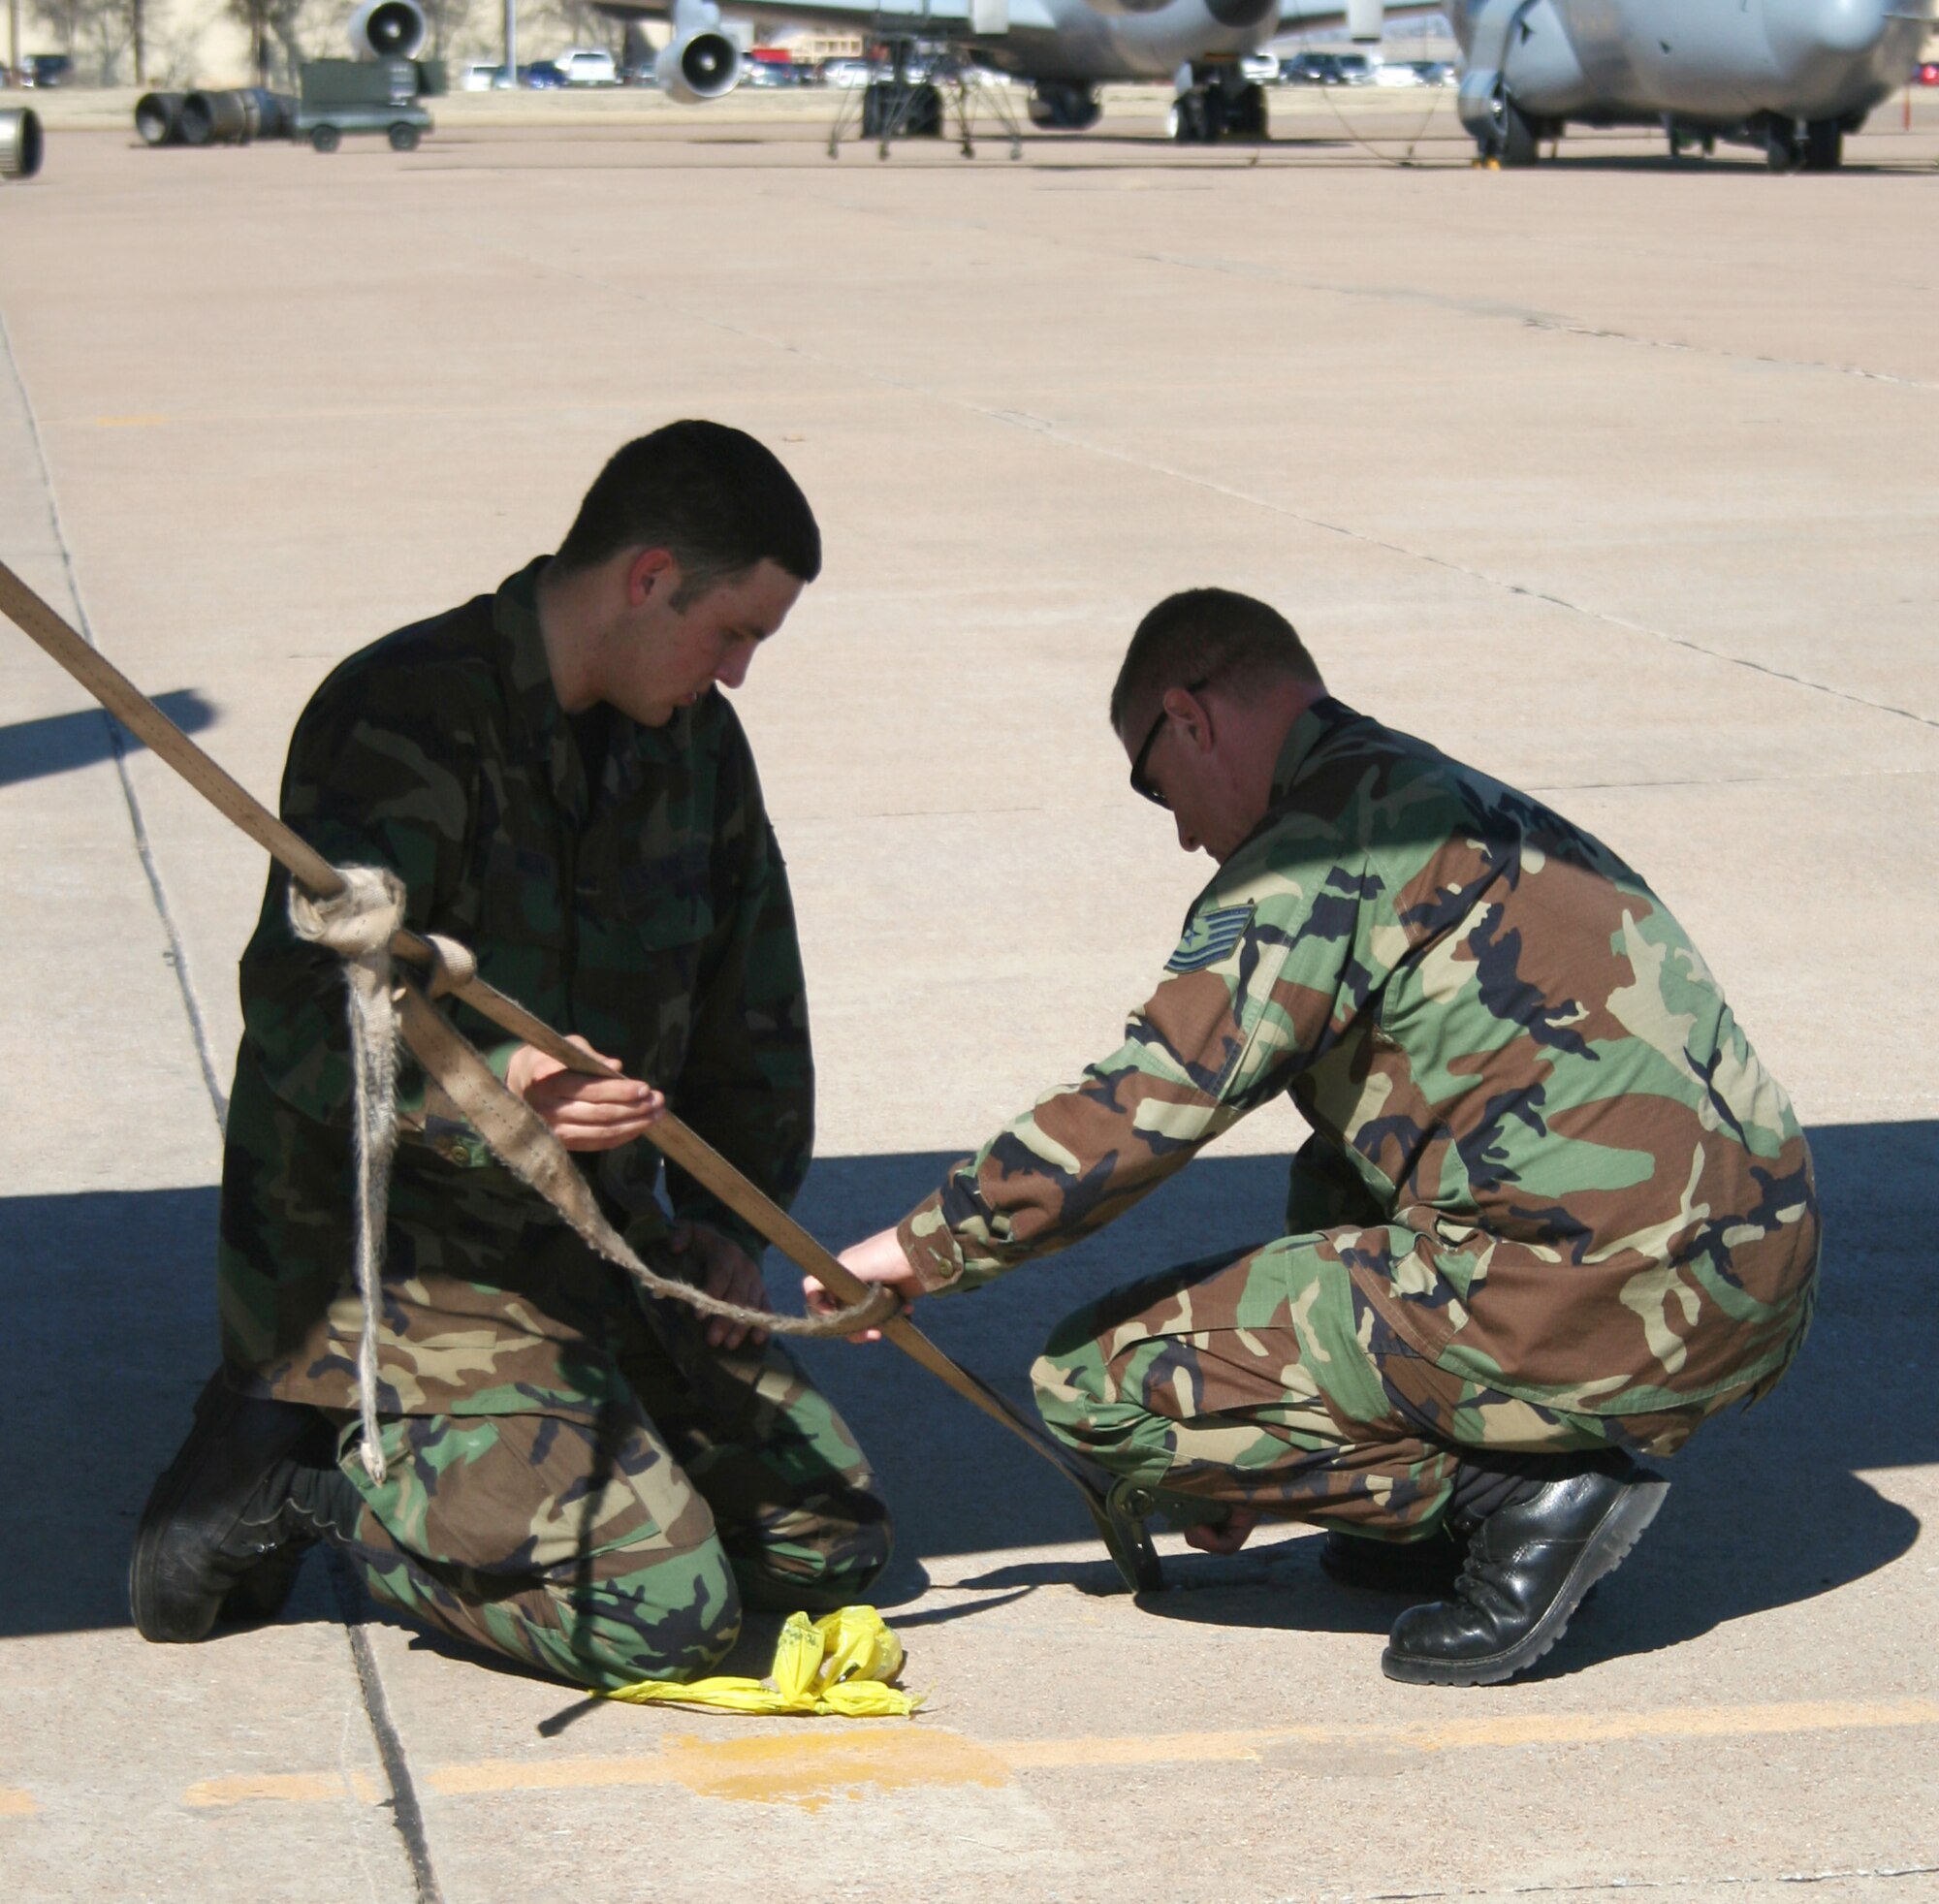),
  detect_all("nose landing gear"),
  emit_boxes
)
[1759,113,1845,172]
[1167,64,1268,144]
